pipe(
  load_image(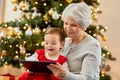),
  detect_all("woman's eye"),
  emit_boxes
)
[71,24,77,27]
[64,22,68,25]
